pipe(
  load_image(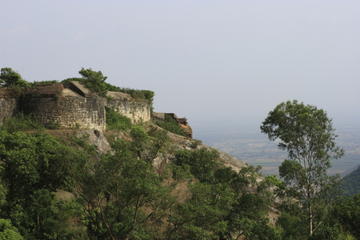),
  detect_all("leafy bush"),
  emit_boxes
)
[115,88,154,104]
[0,131,88,239]
[0,114,44,132]
[0,219,23,240]
[106,108,132,130]
[174,149,220,183]
[0,114,60,131]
